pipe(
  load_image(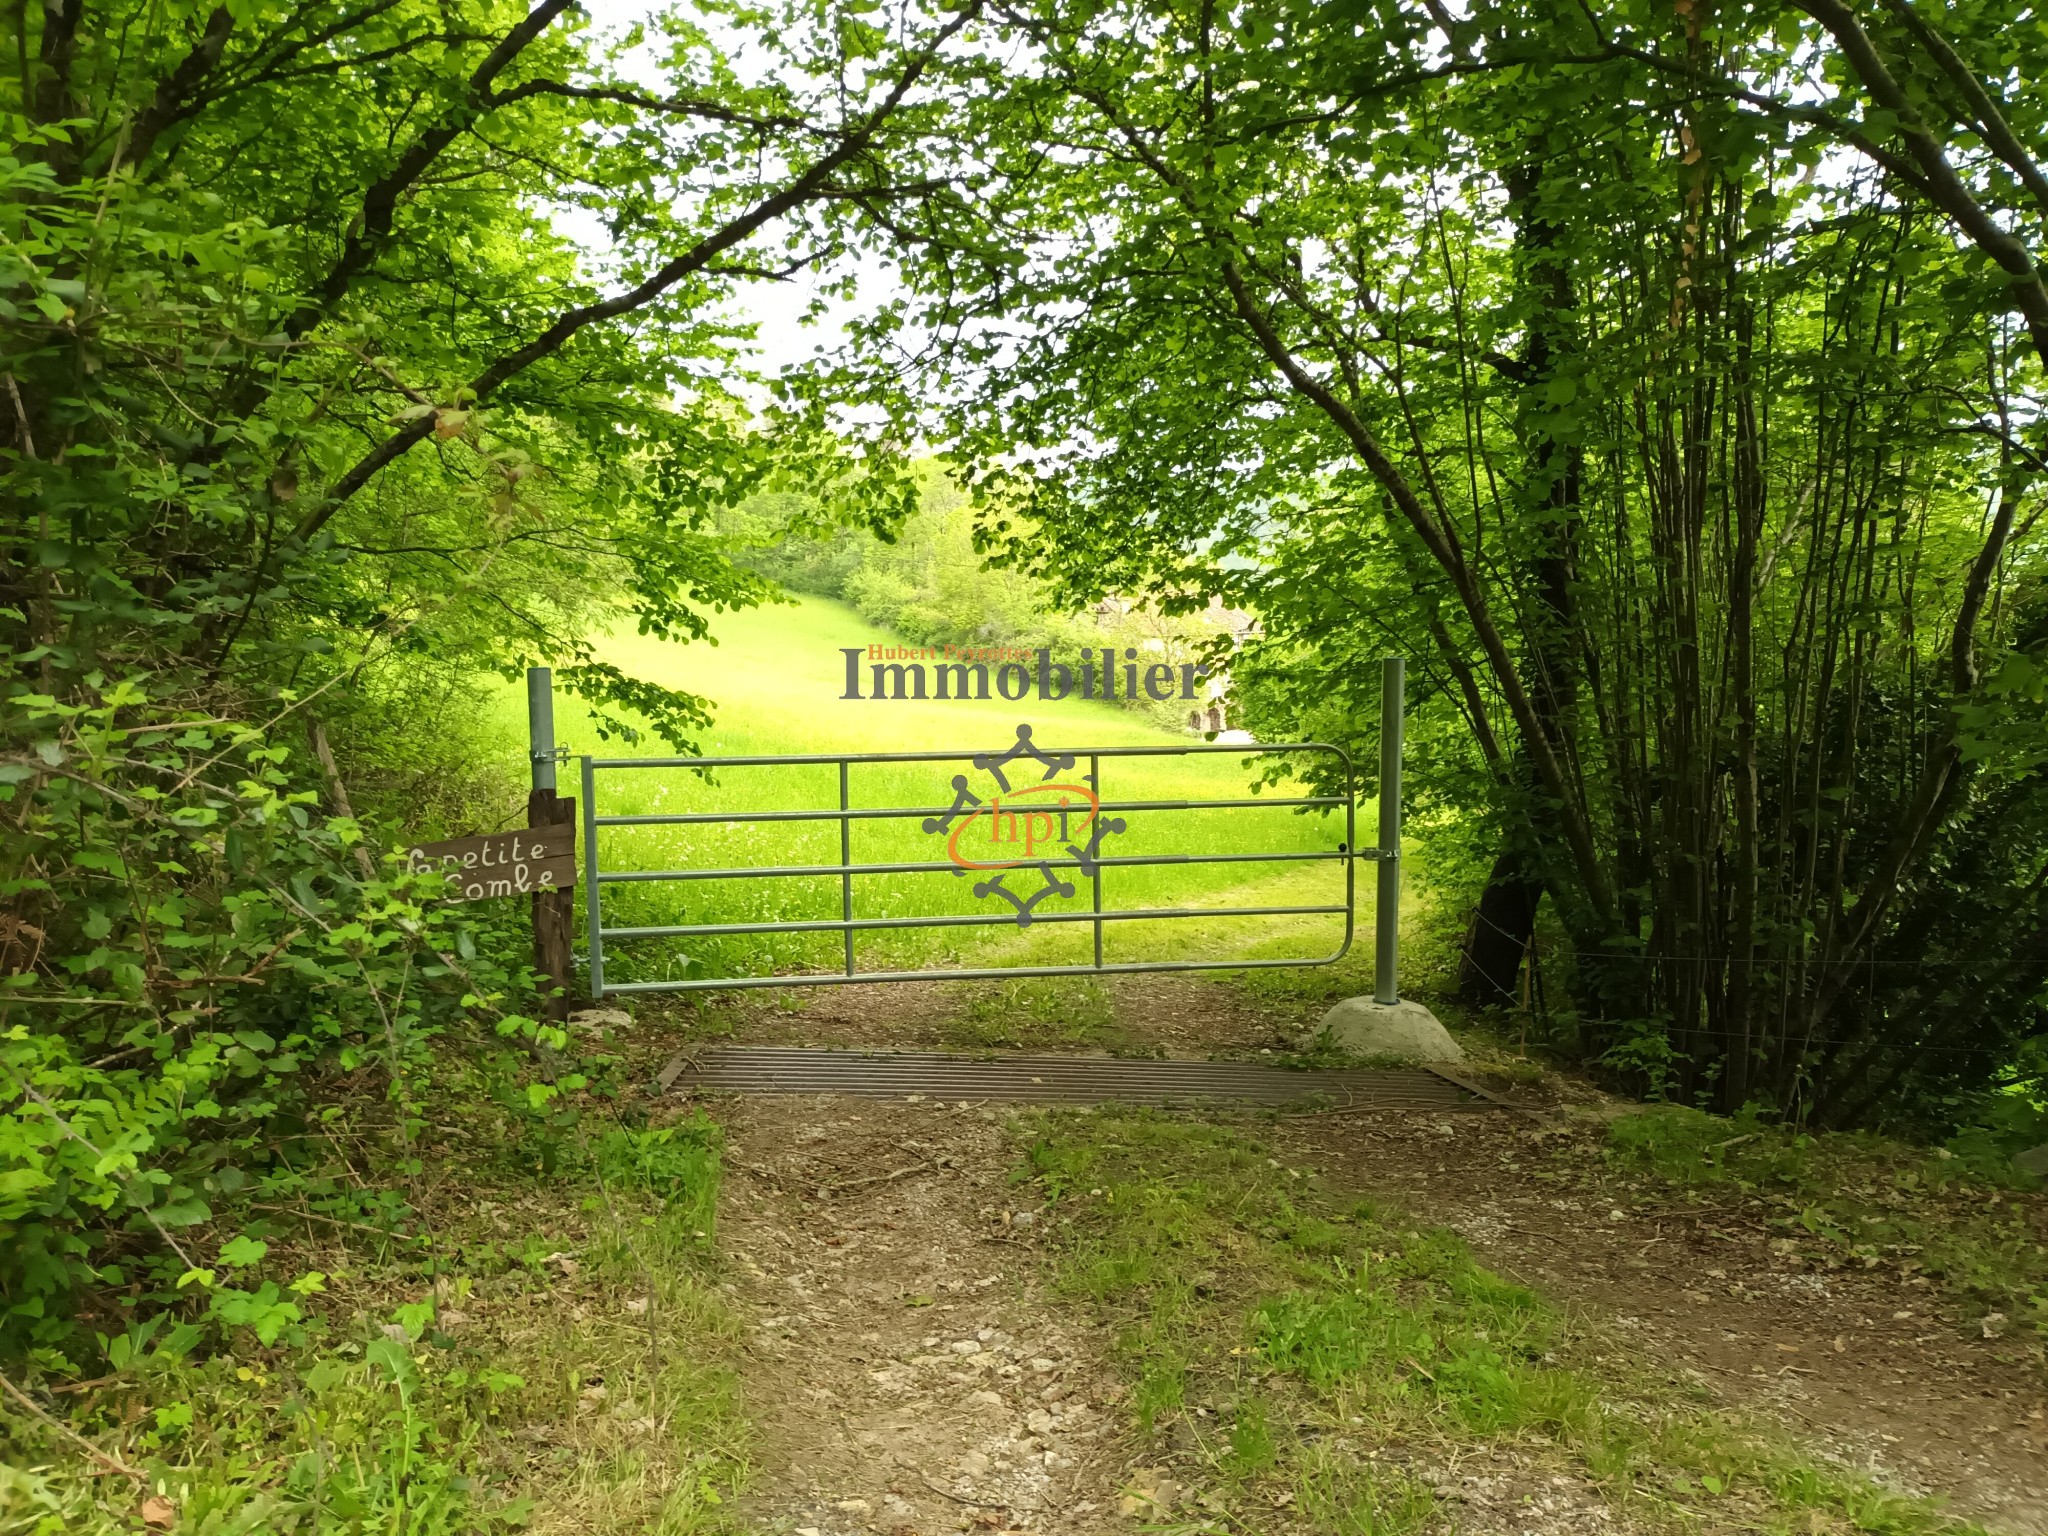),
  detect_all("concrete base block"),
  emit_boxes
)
[1310,996,1464,1064]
